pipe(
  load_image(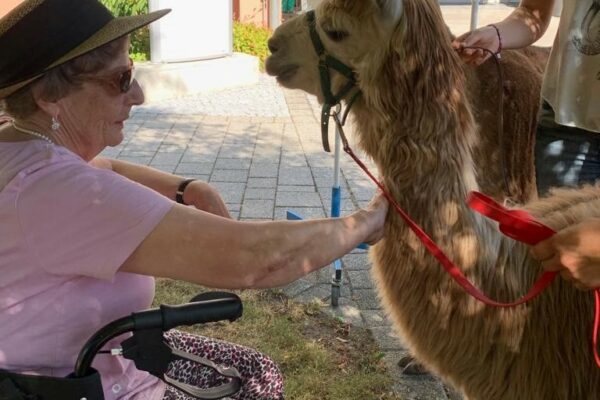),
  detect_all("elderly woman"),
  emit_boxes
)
[0,1,388,399]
